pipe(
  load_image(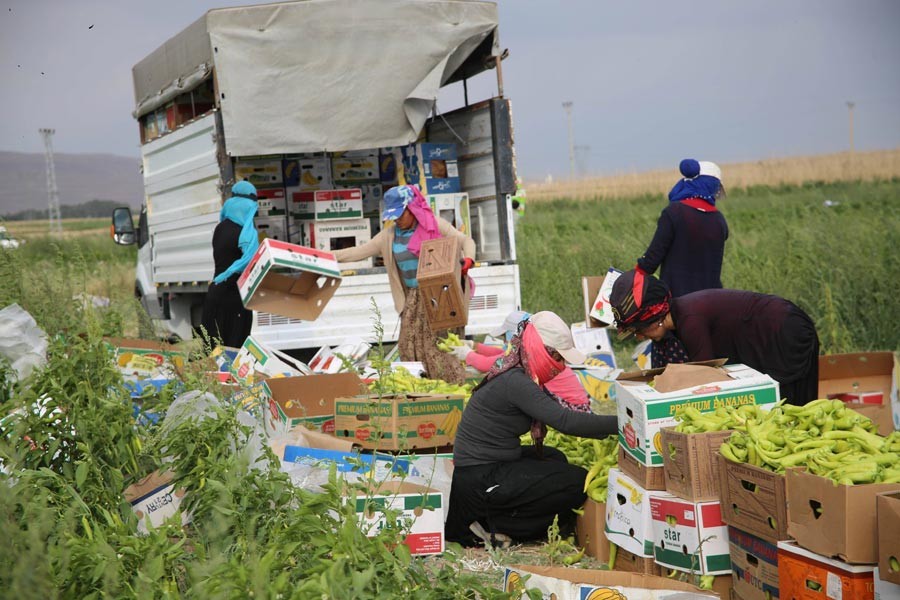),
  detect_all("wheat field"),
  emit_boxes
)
[526,148,900,202]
